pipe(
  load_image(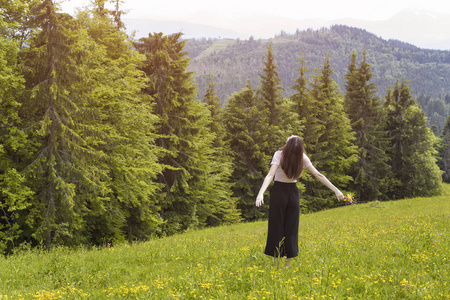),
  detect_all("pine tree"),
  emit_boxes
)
[384,79,442,198]
[289,57,312,206]
[259,43,283,126]
[77,0,163,243]
[344,51,390,201]
[202,78,240,225]
[110,0,125,30]
[258,43,293,153]
[300,57,357,211]
[290,57,323,153]
[223,82,270,220]
[290,56,307,135]
[439,116,450,182]
[136,32,225,234]
[203,78,225,147]
[19,0,111,247]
